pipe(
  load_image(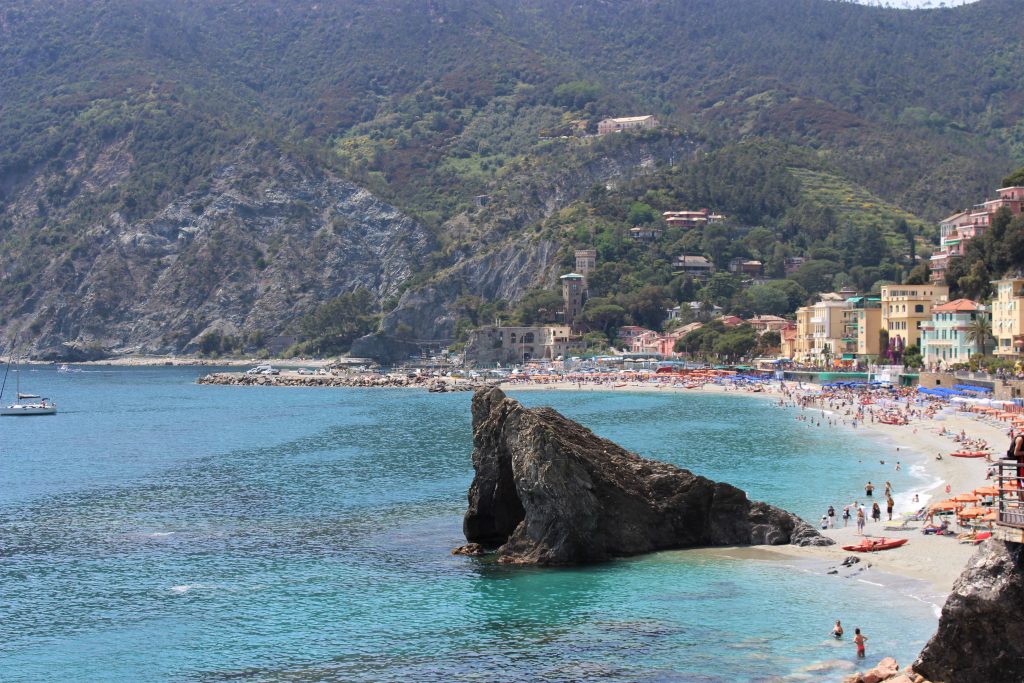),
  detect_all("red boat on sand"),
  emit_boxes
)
[842,537,908,552]
[949,451,988,458]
